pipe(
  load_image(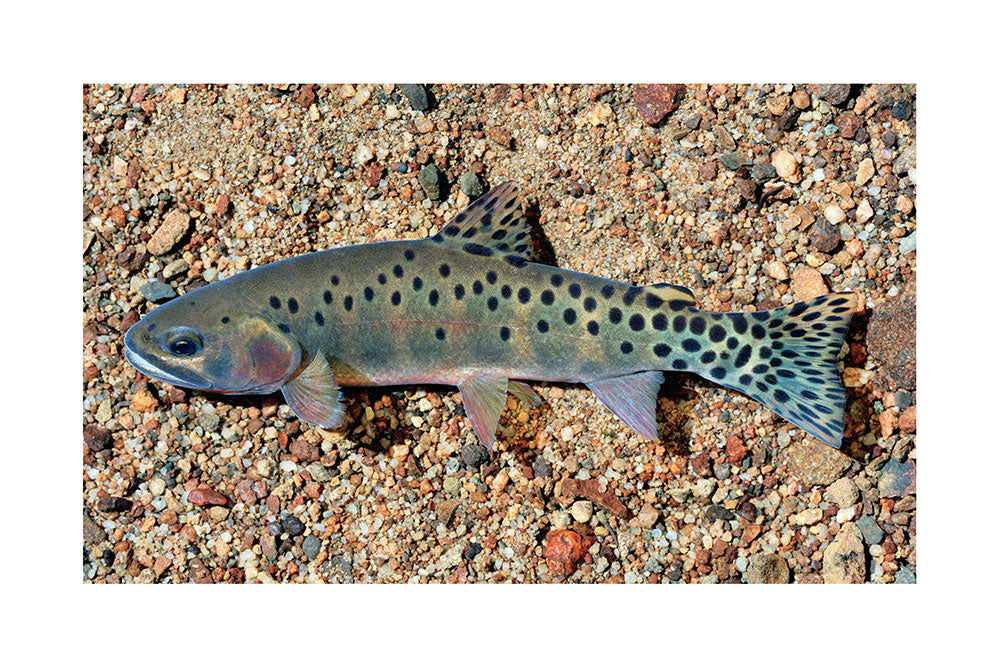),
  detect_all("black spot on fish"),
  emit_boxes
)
[364,287,374,301]
[789,302,807,317]
[759,346,772,359]
[393,264,404,278]
[710,367,727,380]
[682,338,701,352]
[672,359,688,370]
[287,298,299,314]
[454,284,465,300]
[444,225,460,236]
[609,307,622,324]
[221,316,230,324]
[770,357,783,368]
[601,285,615,299]
[563,308,577,324]
[773,389,790,403]
[343,296,353,311]
[404,249,415,261]
[487,296,499,311]
[655,344,671,357]
[278,323,291,333]
[269,296,281,310]
[391,291,401,306]
[752,311,769,321]
[764,374,777,385]
[464,243,493,257]
[378,273,387,285]
[331,275,340,286]
[623,287,641,306]
[629,314,645,331]
[492,229,507,240]
[803,311,821,322]
[501,285,512,299]
[727,336,739,350]
[587,321,600,336]
[314,312,325,326]
[752,364,768,374]
[429,289,439,306]
[751,324,766,339]
[323,290,333,305]
[708,325,726,343]
[652,313,668,330]
[584,297,597,312]
[673,316,686,333]
[439,264,451,278]
[620,341,633,354]
[829,297,848,306]
[689,316,706,335]
[569,283,581,299]
[668,300,687,312]
[500,326,510,341]
[541,290,555,305]
[505,255,528,268]
[776,369,794,378]
[412,276,423,291]
[739,374,751,385]
[146,324,155,331]
[550,274,564,287]
[700,350,716,363]
[486,271,497,285]
[435,328,446,341]
[537,319,549,333]
[731,314,748,334]
[500,213,514,225]
[473,280,483,295]
[645,294,664,308]
[735,345,752,368]
[518,287,531,304]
